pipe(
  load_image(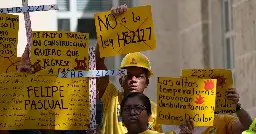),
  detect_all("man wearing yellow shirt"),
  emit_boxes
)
[97,51,163,134]
[179,88,252,134]
[93,4,168,134]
